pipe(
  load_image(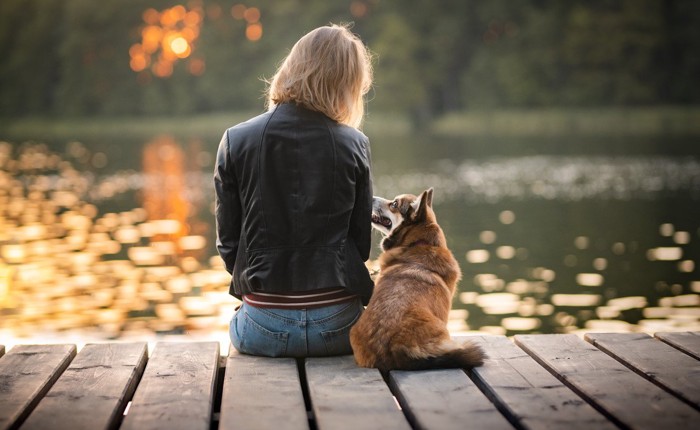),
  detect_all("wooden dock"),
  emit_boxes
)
[1,332,699,430]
